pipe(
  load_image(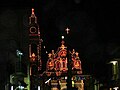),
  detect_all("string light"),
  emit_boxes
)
[41,38,49,55]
